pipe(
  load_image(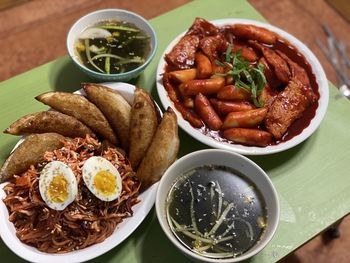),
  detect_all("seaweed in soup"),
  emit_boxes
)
[75,20,150,74]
